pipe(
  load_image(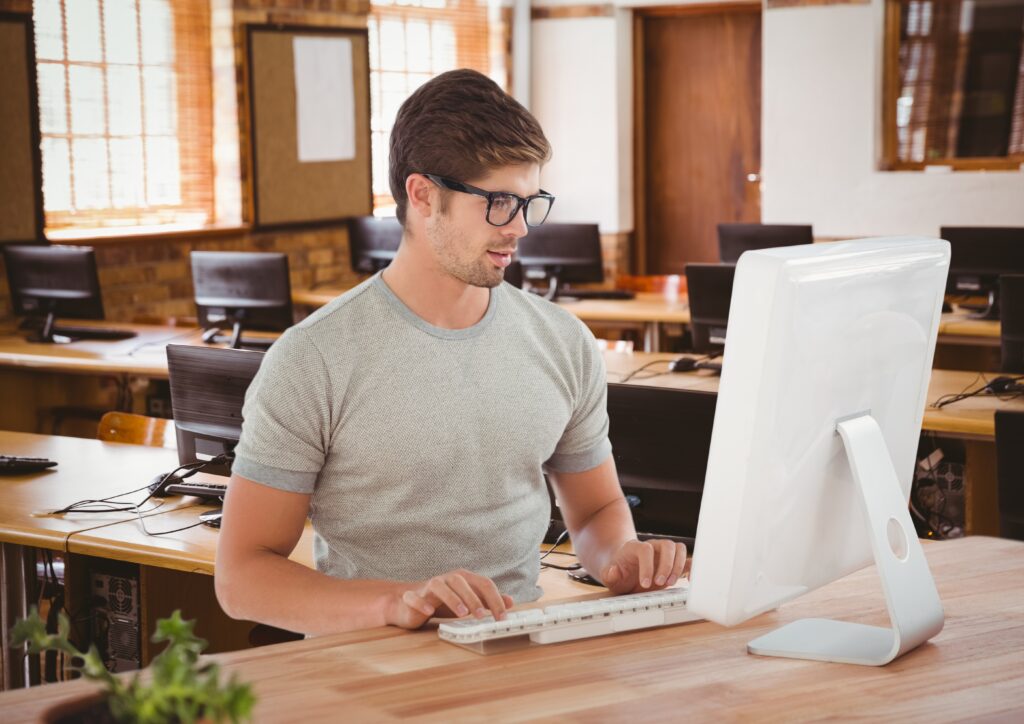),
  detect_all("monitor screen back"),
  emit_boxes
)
[167,344,266,475]
[4,244,104,320]
[518,223,603,285]
[192,251,293,331]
